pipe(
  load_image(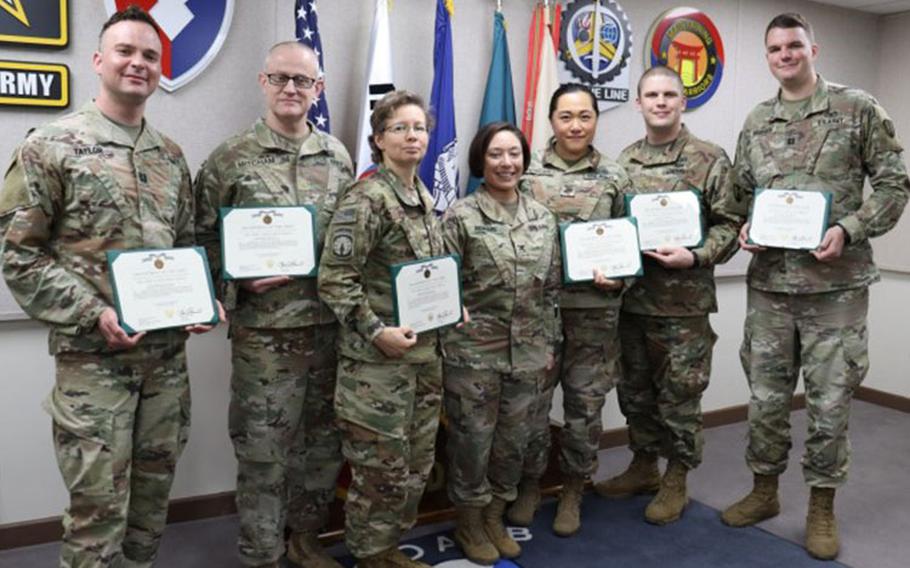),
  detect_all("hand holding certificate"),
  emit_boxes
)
[220,206,317,280]
[391,255,463,334]
[107,247,218,333]
[625,190,703,251]
[560,218,643,283]
[748,189,832,249]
